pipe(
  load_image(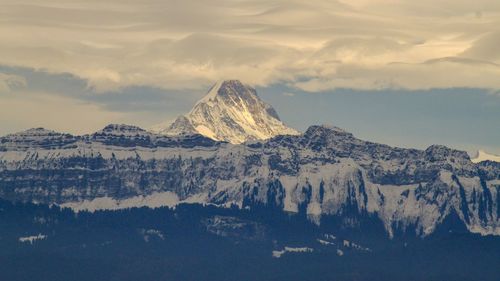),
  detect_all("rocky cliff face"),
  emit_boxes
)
[155,80,300,144]
[0,124,499,237]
